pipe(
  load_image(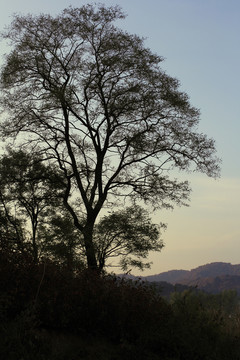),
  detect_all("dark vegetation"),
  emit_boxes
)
[1,249,240,359]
